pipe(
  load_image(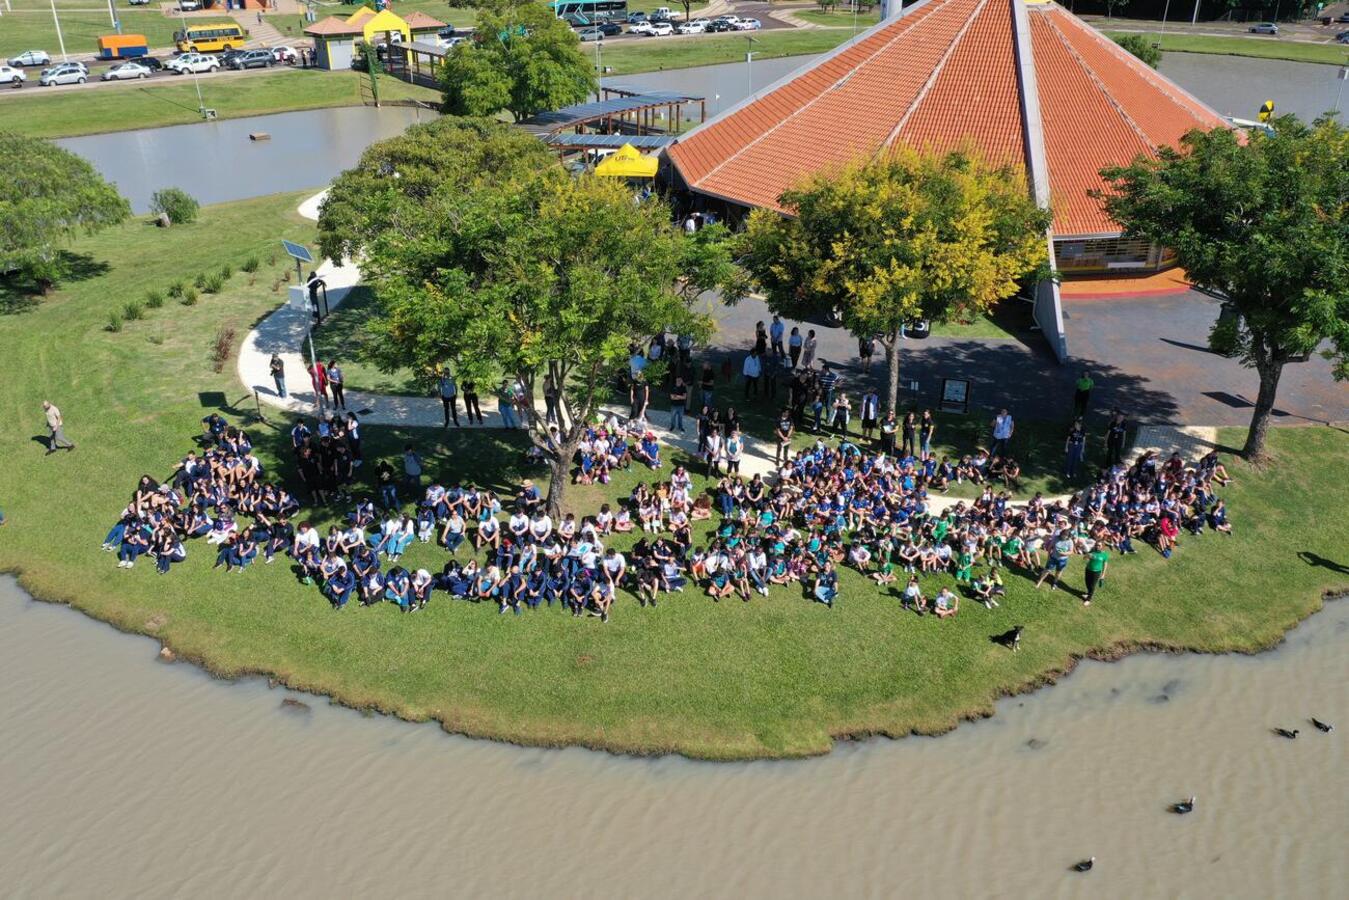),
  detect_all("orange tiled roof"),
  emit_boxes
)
[304,16,365,36]
[403,10,448,30]
[666,0,1229,238]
